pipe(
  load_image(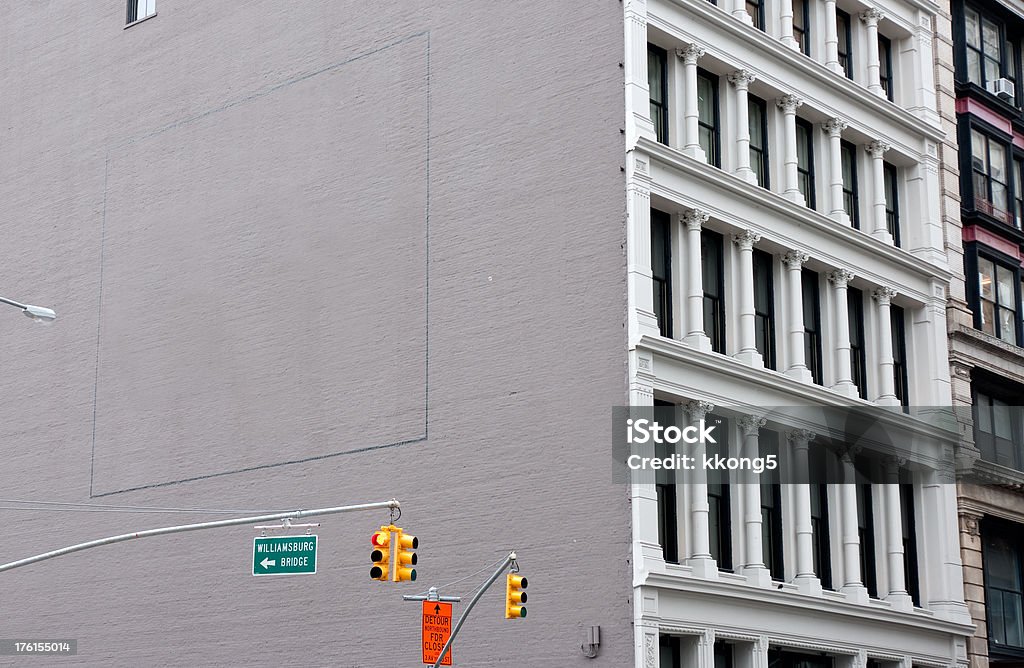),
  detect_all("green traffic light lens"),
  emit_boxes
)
[370,566,384,579]
[519,607,527,618]
[410,569,417,581]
